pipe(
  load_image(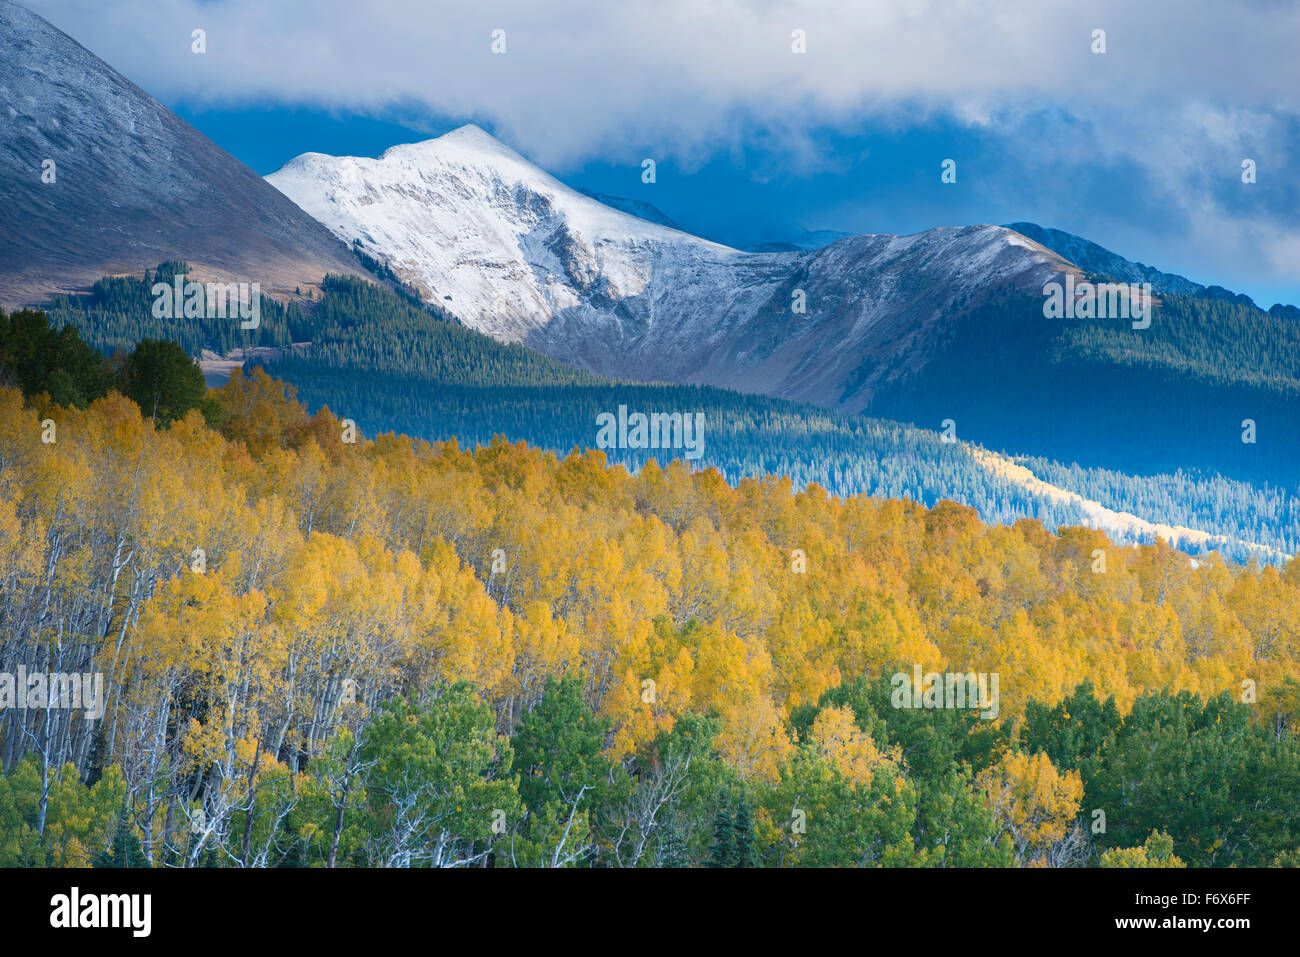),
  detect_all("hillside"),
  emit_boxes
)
[868,288,1300,486]
[1,363,1298,868]
[0,0,369,307]
[37,268,1296,563]
[39,268,1091,538]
